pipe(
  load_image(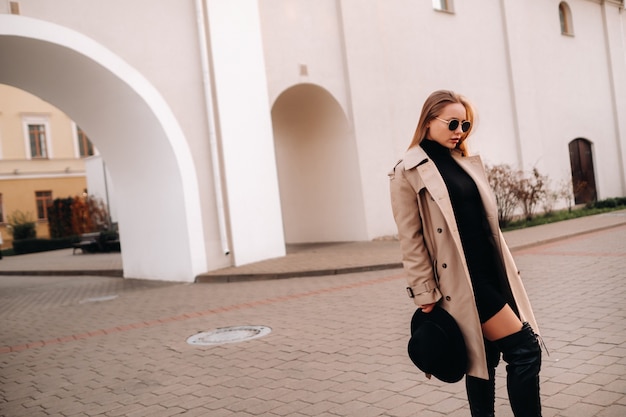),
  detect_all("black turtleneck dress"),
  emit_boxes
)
[420,139,507,323]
